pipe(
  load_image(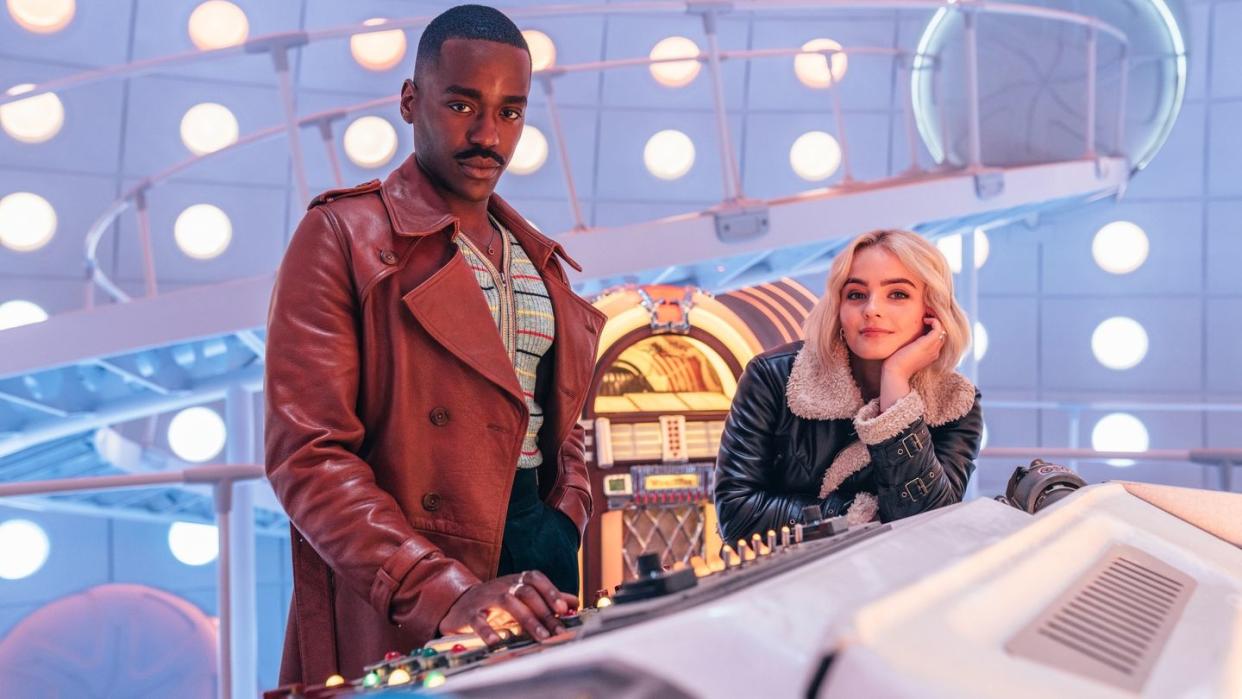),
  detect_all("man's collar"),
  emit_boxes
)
[380,153,581,272]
